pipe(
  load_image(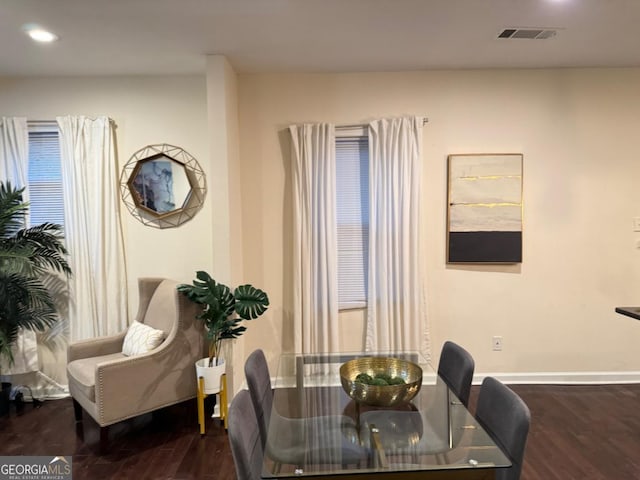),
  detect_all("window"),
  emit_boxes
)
[336,135,369,310]
[27,124,64,229]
